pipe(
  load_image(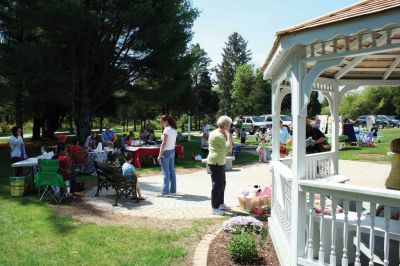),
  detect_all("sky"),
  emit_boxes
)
[191,0,360,69]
